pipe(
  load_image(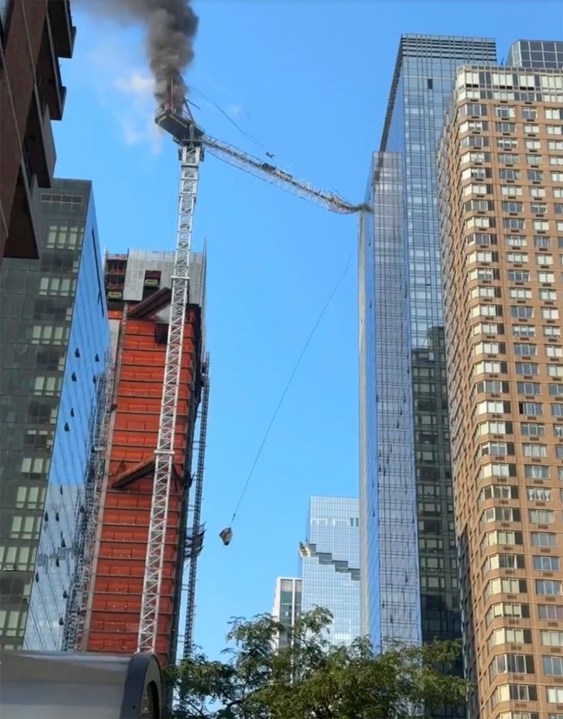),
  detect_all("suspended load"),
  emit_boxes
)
[219,527,233,546]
